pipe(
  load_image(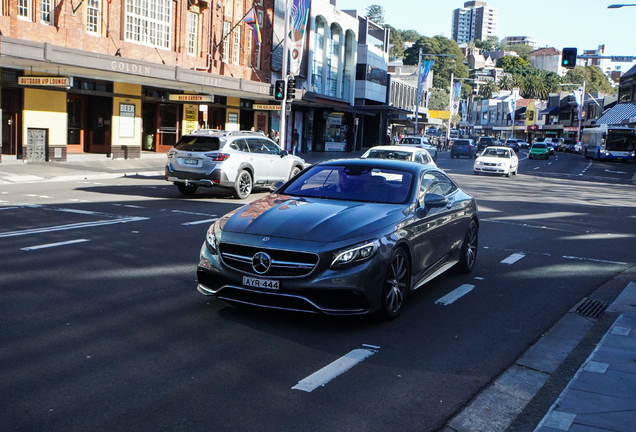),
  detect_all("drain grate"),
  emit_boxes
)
[570,298,609,319]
